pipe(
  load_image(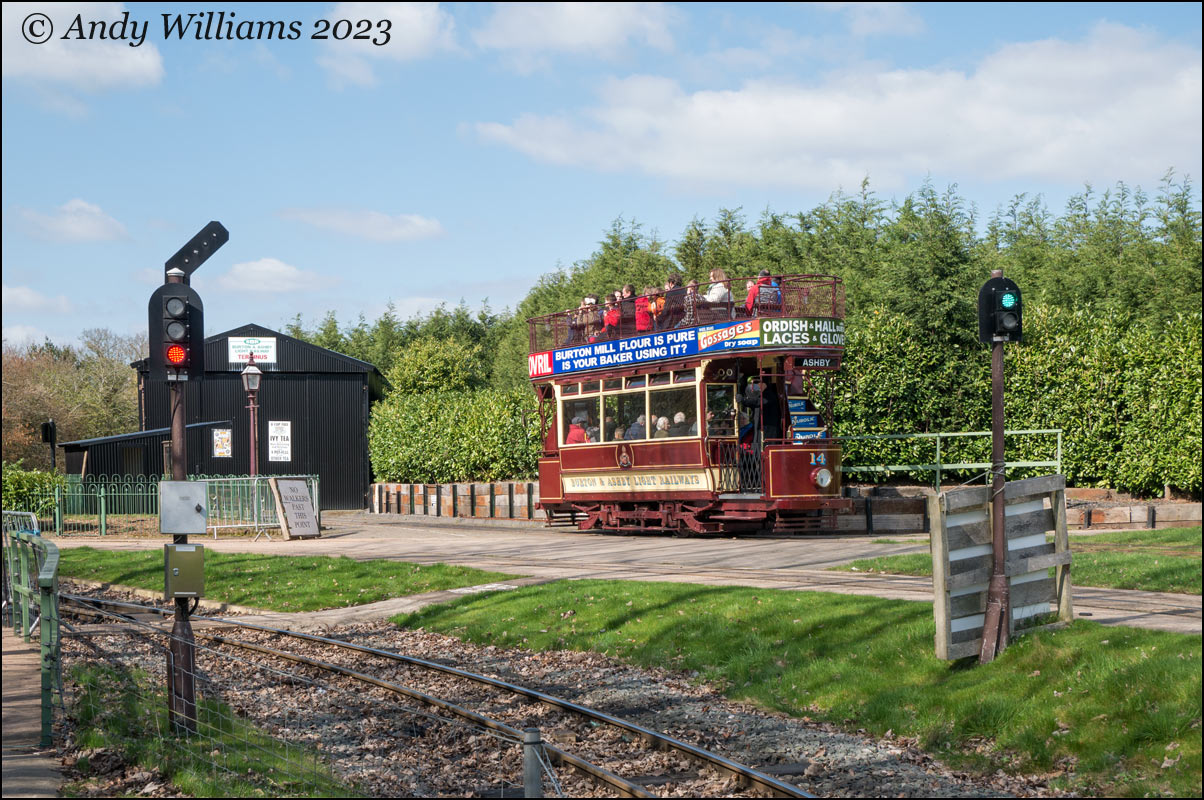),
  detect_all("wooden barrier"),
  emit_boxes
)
[371,482,541,521]
[929,474,1073,660]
